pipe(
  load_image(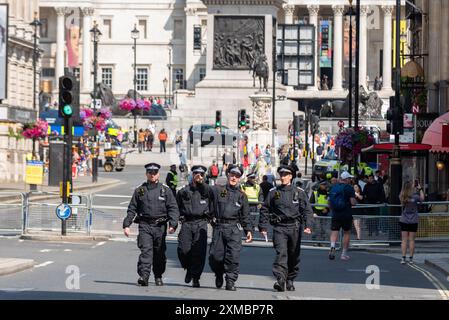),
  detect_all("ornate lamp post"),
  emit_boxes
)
[167,46,172,106]
[90,21,101,183]
[131,24,140,145]
[30,11,42,156]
